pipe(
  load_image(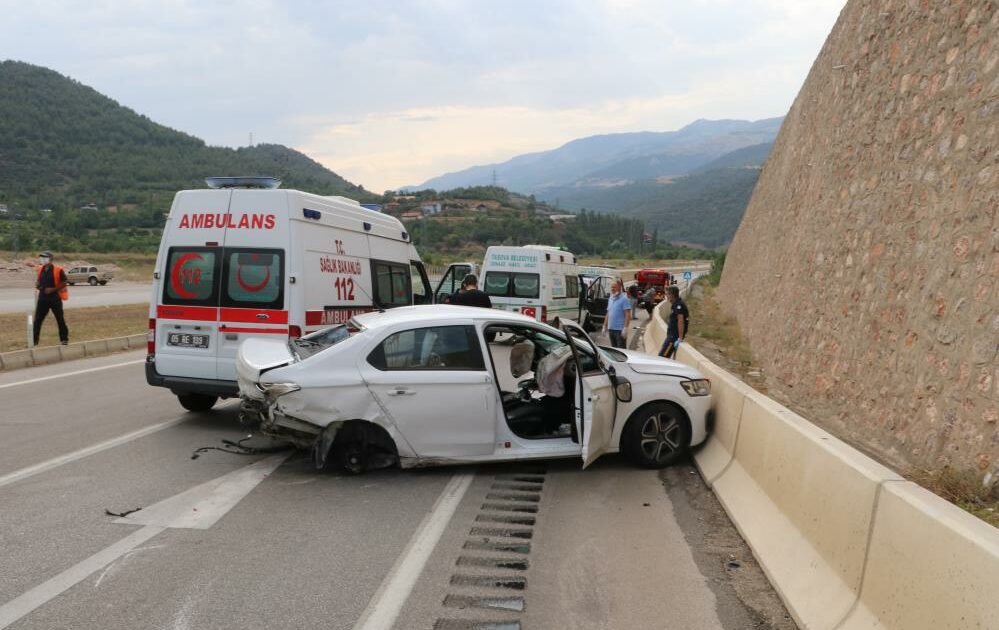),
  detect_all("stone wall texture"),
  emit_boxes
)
[719,0,998,473]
